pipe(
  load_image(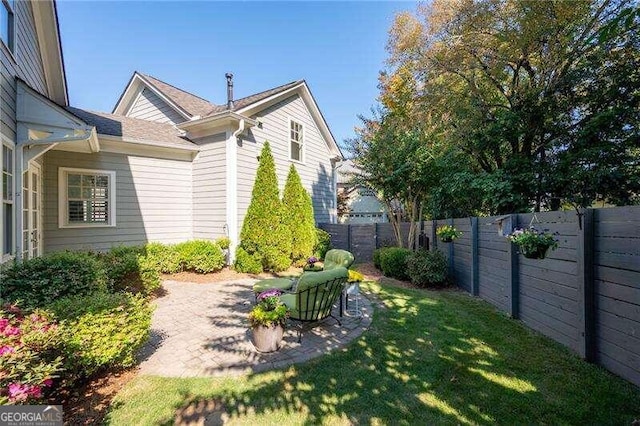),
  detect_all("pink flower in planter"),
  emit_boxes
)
[0,345,14,356]
[0,318,9,332]
[2,325,20,337]
[27,385,42,399]
[42,378,53,387]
